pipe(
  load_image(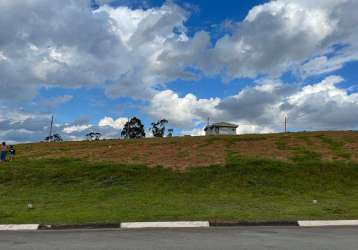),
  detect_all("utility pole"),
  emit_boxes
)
[284,115,288,133]
[48,115,54,142]
[207,117,210,127]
